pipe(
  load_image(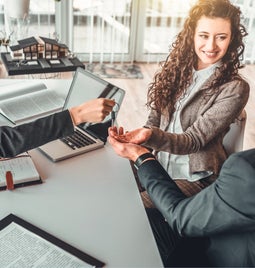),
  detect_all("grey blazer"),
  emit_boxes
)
[144,75,250,177]
[0,110,74,157]
[138,149,255,266]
